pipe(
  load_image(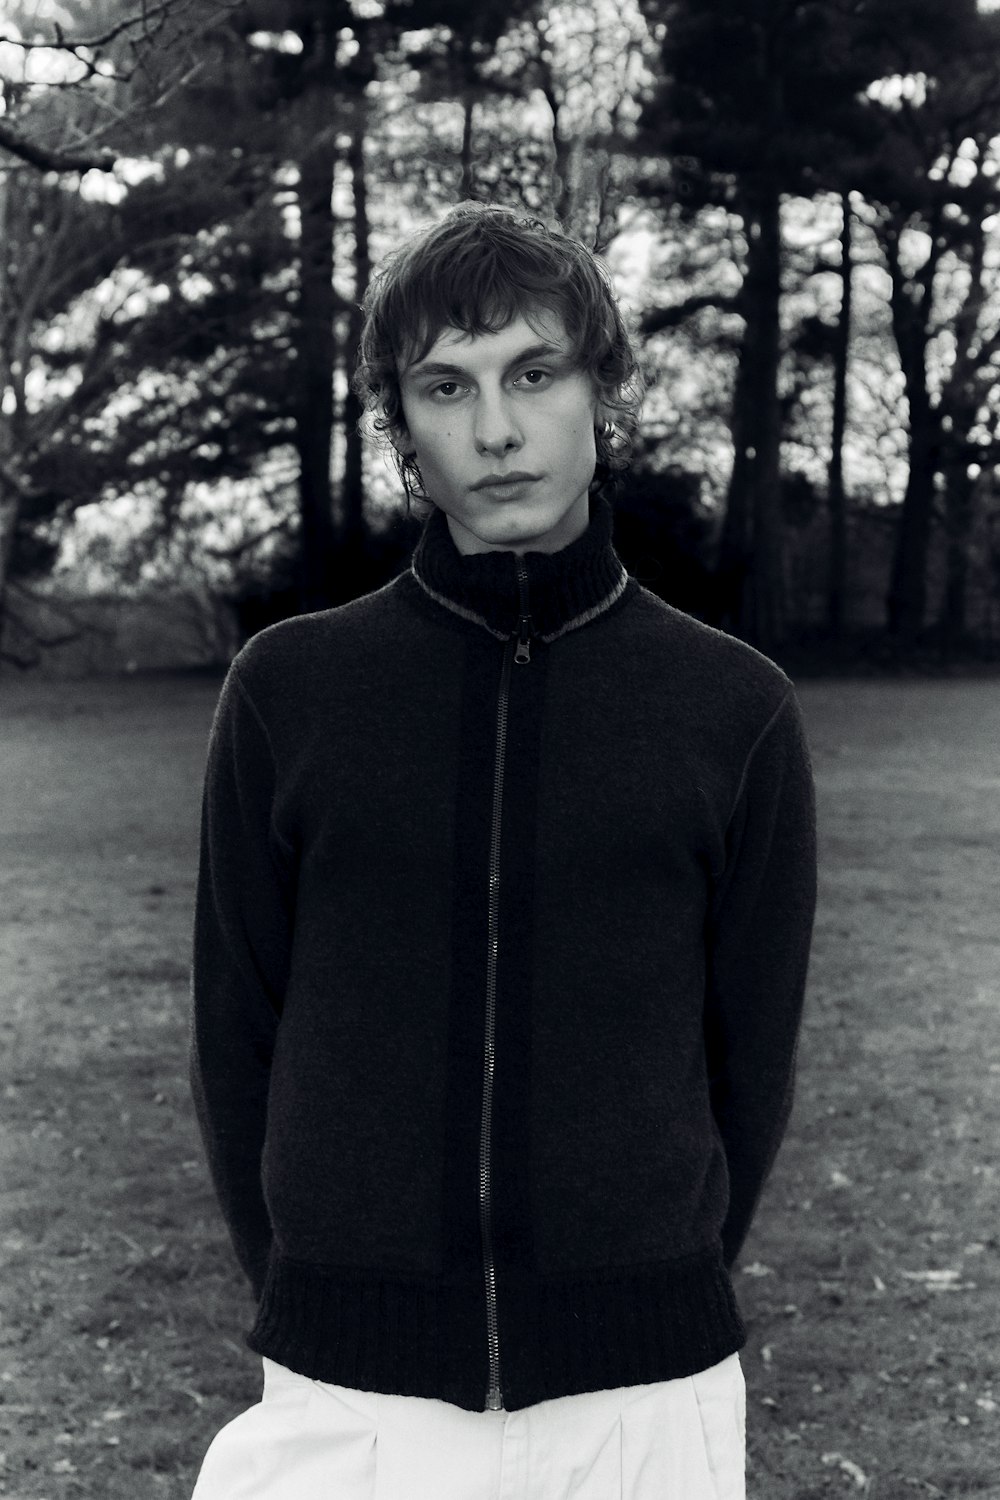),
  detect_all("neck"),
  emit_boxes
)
[410,497,630,644]
[444,493,591,556]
